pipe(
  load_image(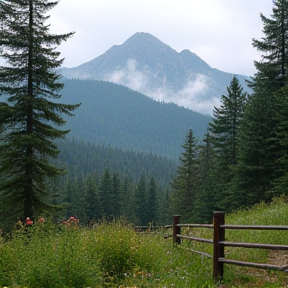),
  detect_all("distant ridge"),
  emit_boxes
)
[61,32,251,115]
[60,78,211,160]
